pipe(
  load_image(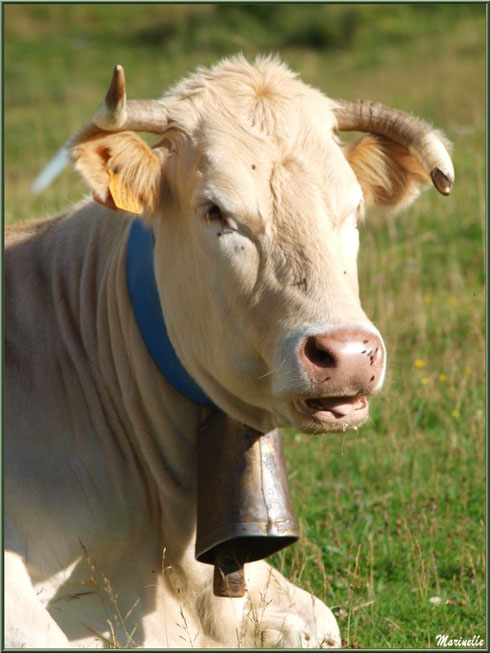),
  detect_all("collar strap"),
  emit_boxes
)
[126,219,216,409]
